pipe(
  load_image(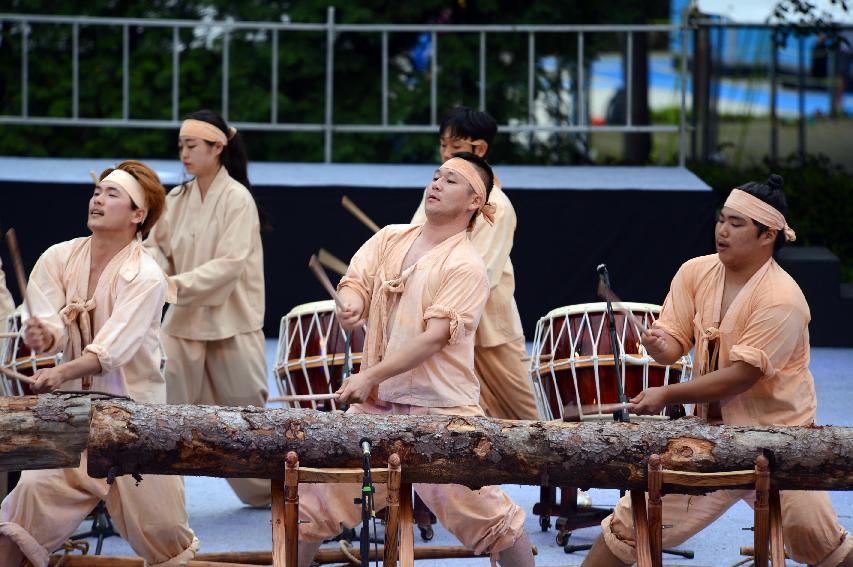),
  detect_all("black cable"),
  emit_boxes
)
[597,264,629,423]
